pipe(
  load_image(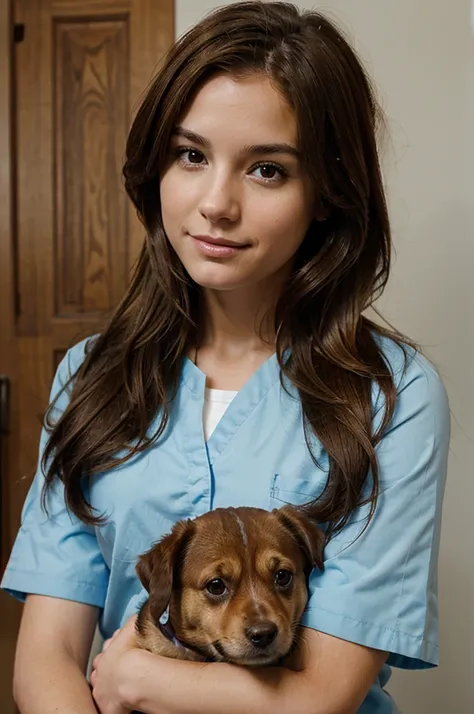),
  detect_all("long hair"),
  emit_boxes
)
[42,1,412,539]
